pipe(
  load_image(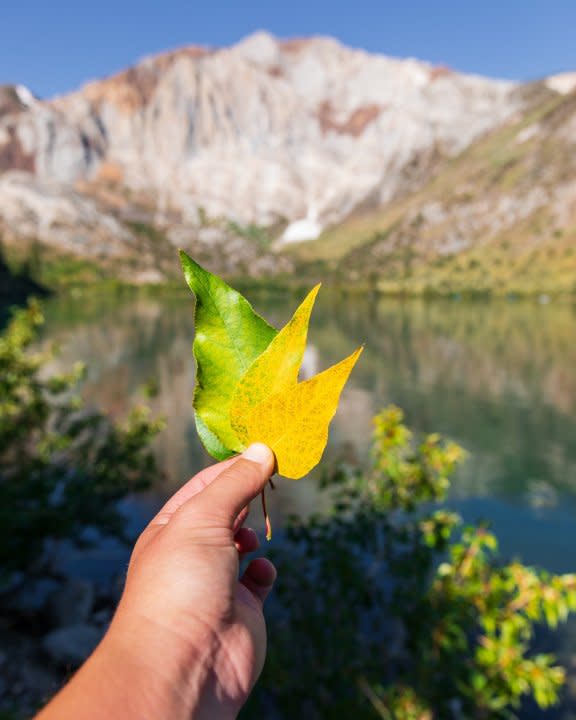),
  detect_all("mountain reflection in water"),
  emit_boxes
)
[41,291,576,575]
